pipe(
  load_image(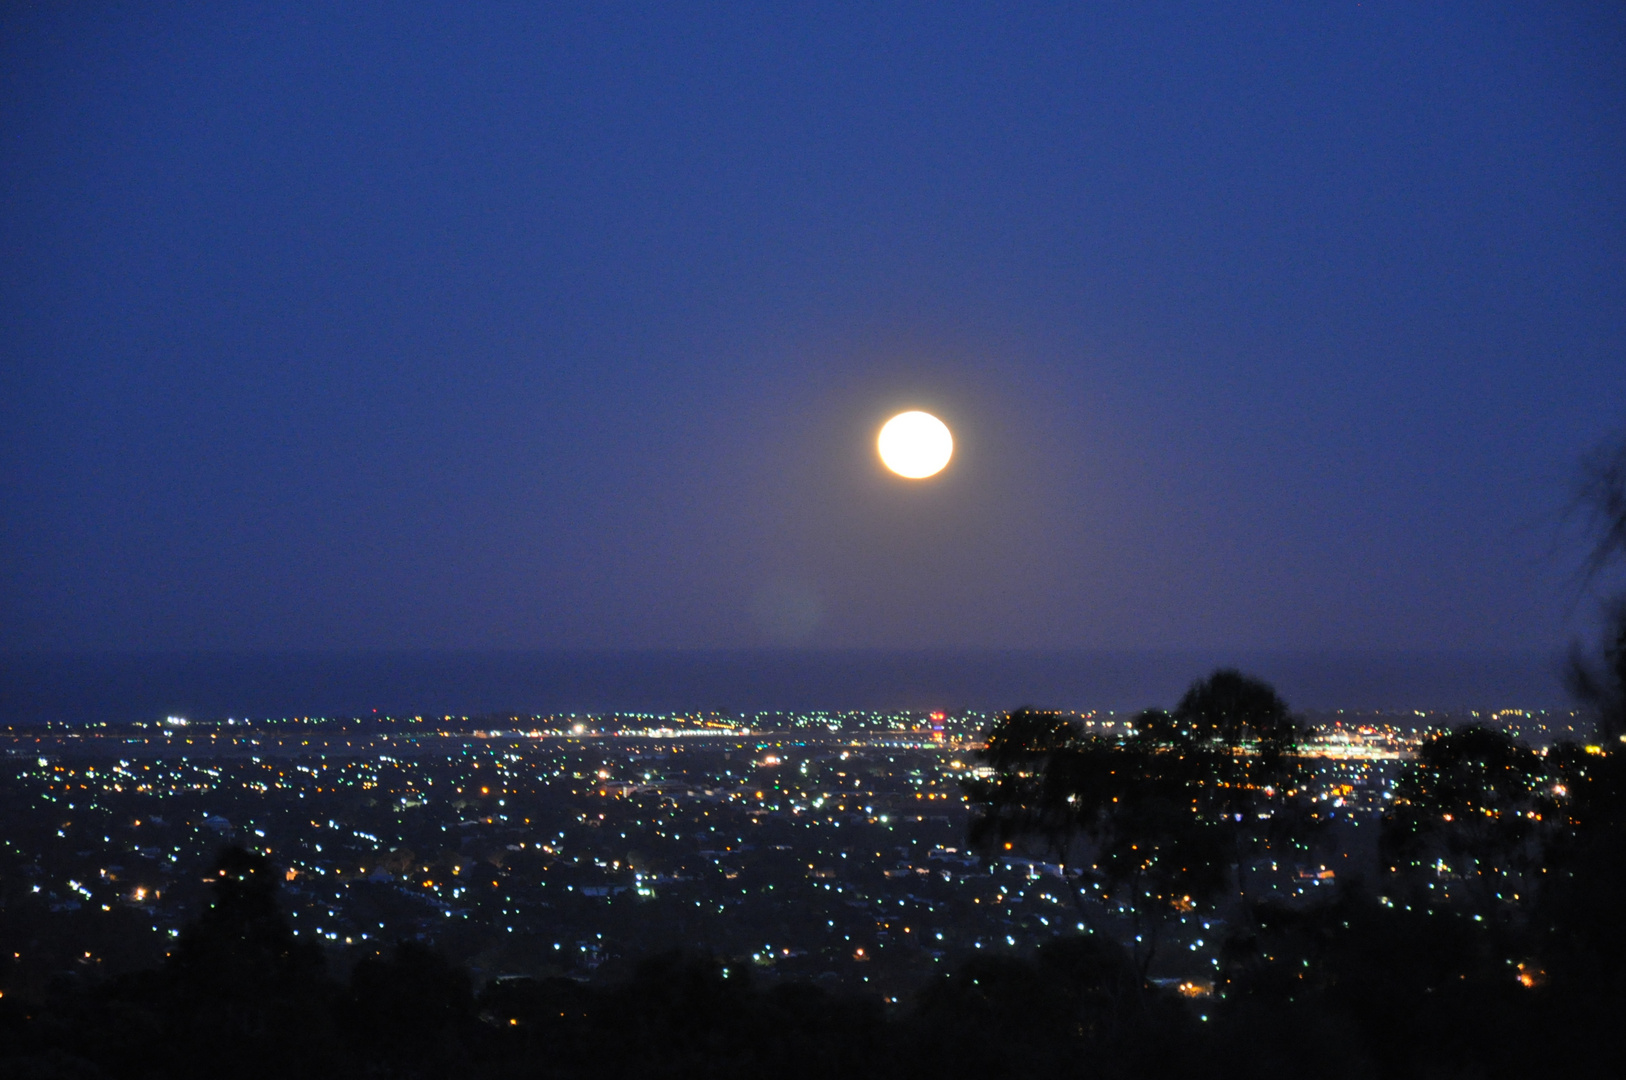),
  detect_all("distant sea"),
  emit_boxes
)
[0,650,1574,724]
